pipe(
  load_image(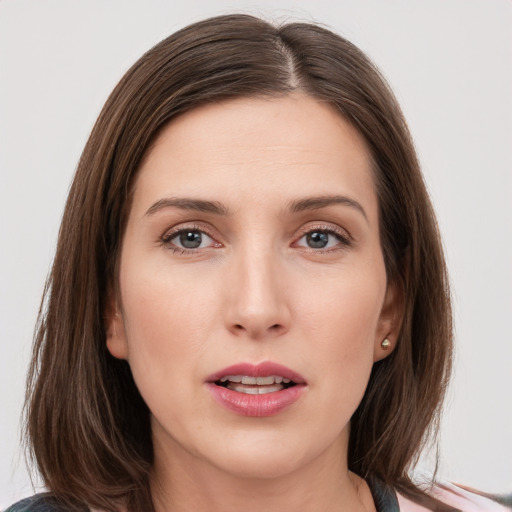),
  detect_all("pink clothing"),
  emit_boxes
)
[397,482,510,511]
